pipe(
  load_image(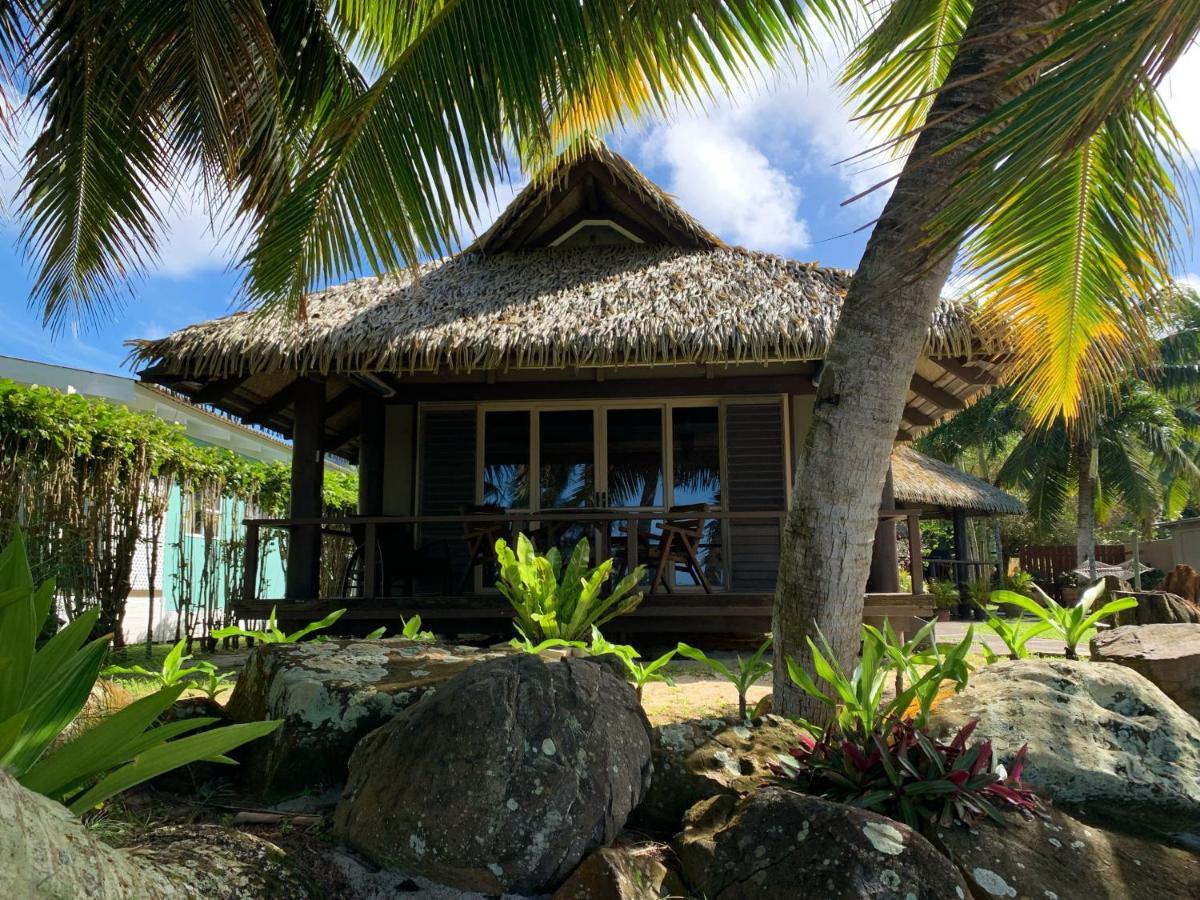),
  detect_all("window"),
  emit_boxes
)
[606,407,664,508]
[538,409,596,509]
[482,410,530,508]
